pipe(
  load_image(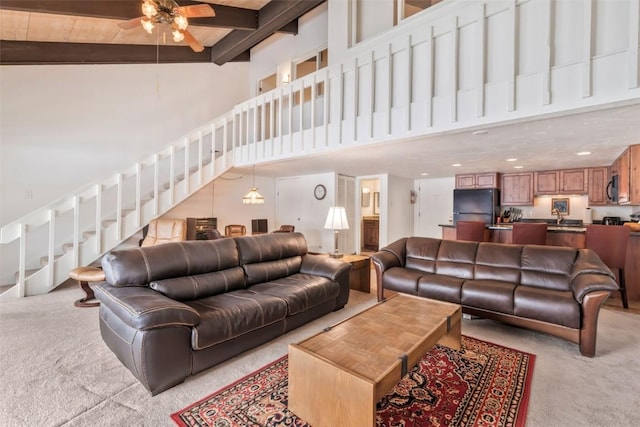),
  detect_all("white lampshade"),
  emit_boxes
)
[324,207,349,230]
